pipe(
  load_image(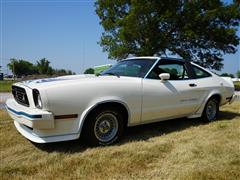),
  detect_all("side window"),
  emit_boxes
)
[147,62,189,80]
[124,64,141,77]
[192,65,211,79]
